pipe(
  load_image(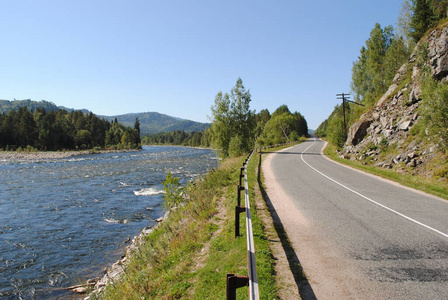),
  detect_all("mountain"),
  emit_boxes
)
[100,112,210,135]
[0,99,60,113]
[0,99,90,114]
[0,99,210,135]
